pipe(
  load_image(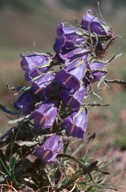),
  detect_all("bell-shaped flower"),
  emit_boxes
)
[90,61,107,82]
[53,22,90,61]
[34,135,63,163]
[31,100,58,129]
[59,47,90,62]
[13,90,35,115]
[20,53,52,80]
[61,108,88,139]
[56,59,87,92]
[90,61,106,70]
[59,85,87,110]
[31,72,56,100]
[81,10,113,39]
[54,22,87,53]
[83,61,107,85]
